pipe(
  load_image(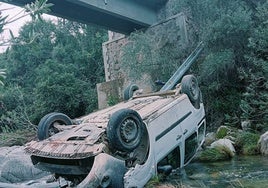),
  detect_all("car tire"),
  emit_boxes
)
[107,109,144,152]
[123,84,139,101]
[181,75,201,109]
[37,112,72,140]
